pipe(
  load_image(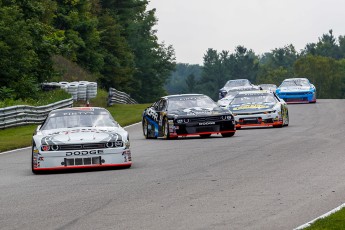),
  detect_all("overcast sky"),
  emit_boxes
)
[148,0,345,65]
